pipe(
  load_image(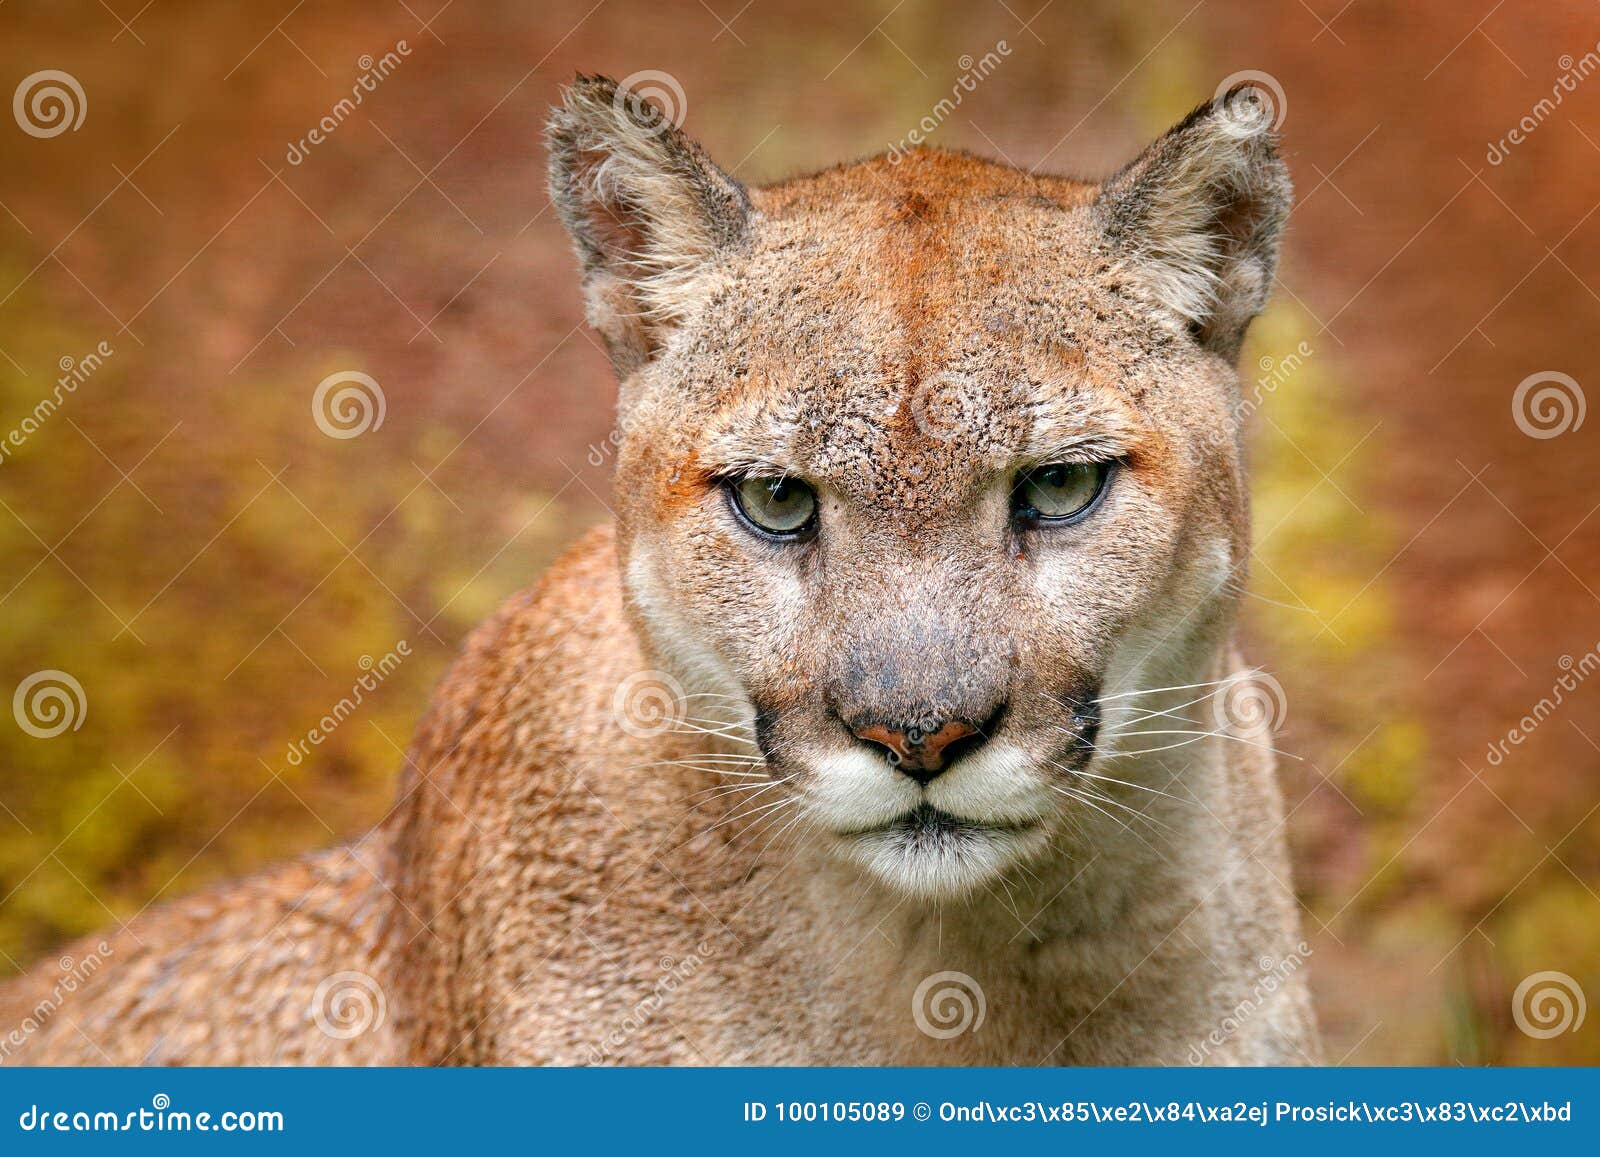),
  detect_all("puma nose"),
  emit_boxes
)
[852,718,990,785]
